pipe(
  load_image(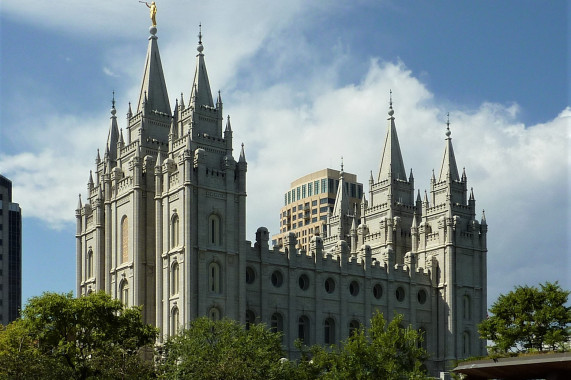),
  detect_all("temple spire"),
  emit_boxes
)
[106,93,119,162]
[136,26,171,115]
[438,113,460,182]
[332,164,350,217]
[378,91,407,182]
[190,24,214,108]
[239,143,246,162]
